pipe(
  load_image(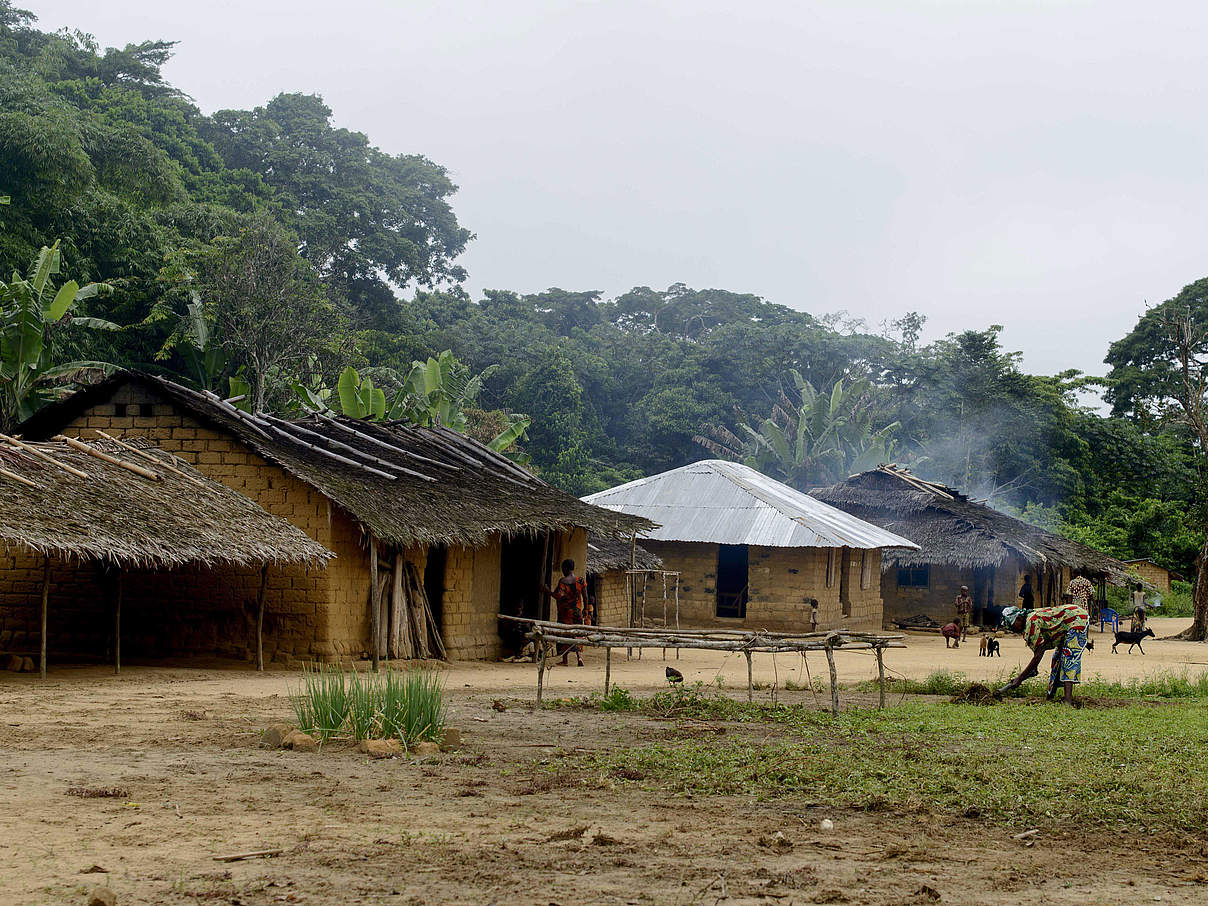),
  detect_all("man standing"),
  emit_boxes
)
[1018,575,1035,610]
[999,600,1090,705]
[1066,571,1094,619]
[954,585,974,642]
